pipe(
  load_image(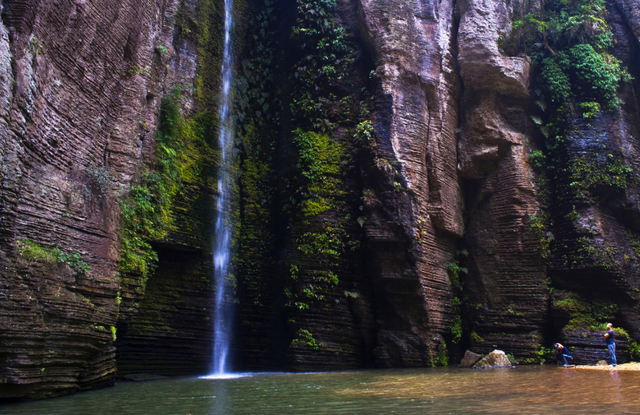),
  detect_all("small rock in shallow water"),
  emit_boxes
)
[472,350,512,368]
[596,360,608,366]
[459,350,483,368]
